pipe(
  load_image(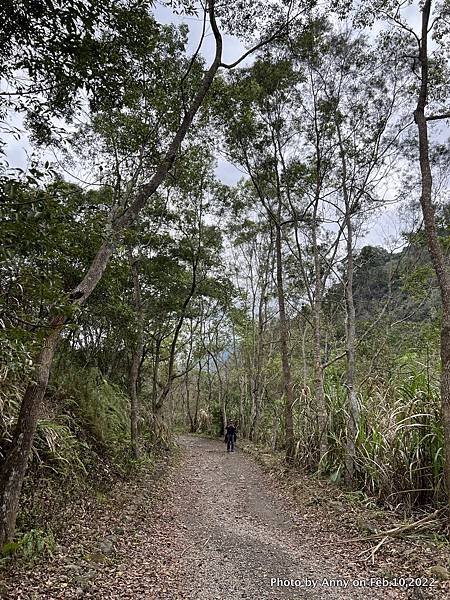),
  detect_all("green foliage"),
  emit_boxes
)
[55,366,130,452]
[2,362,131,499]
[1,181,110,363]
[323,355,444,508]
[0,379,22,459]
[34,420,88,477]
[0,0,188,151]
[2,0,450,545]
[1,529,55,563]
